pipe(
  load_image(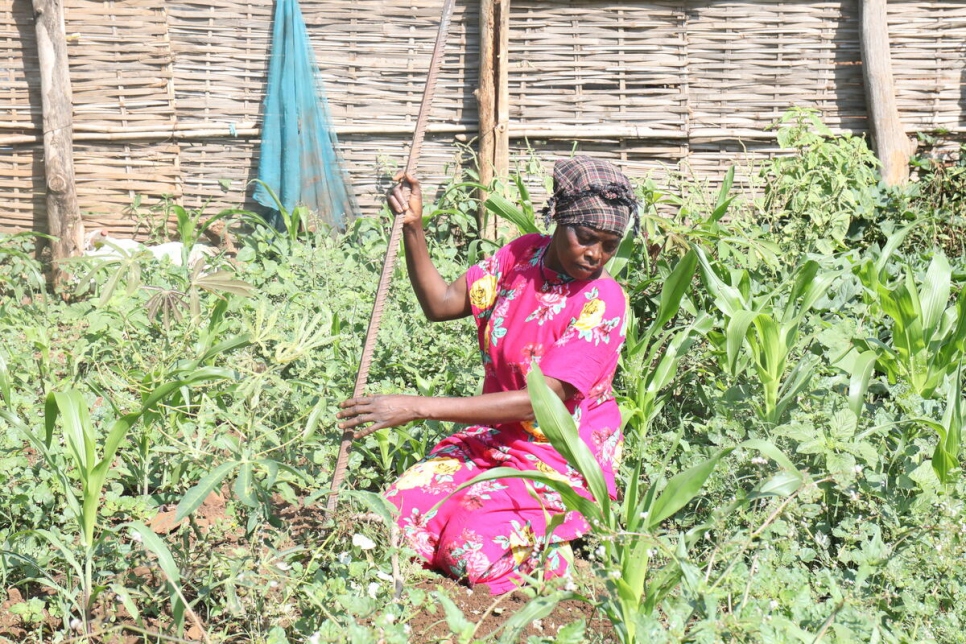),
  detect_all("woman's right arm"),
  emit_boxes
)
[389,173,471,322]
